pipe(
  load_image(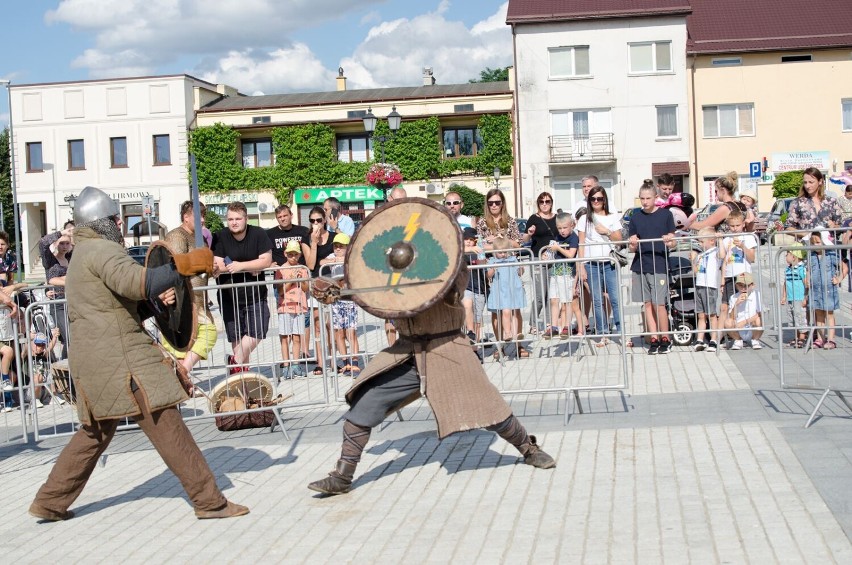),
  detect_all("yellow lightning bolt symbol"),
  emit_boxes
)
[390,212,421,286]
